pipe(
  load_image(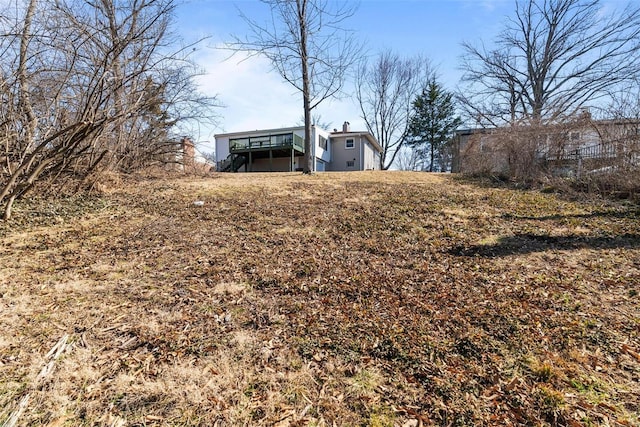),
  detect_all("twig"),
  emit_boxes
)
[1,334,70,427]
[622,344,640,362]
[2,396,30,427]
